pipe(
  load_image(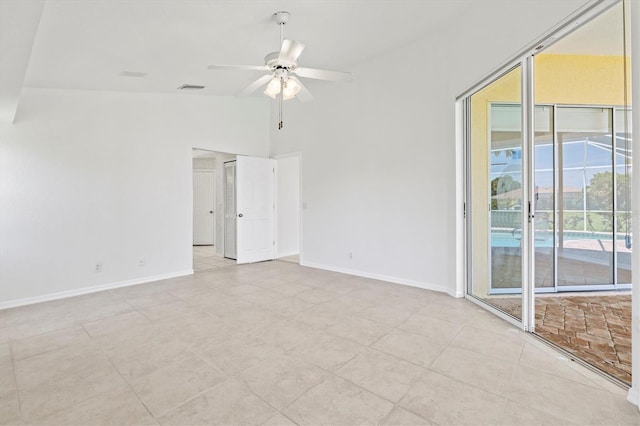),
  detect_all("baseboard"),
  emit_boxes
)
[276,251,300,259]
[300,260,456,297]
[628,387,640,407]
[0,269,194,310]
